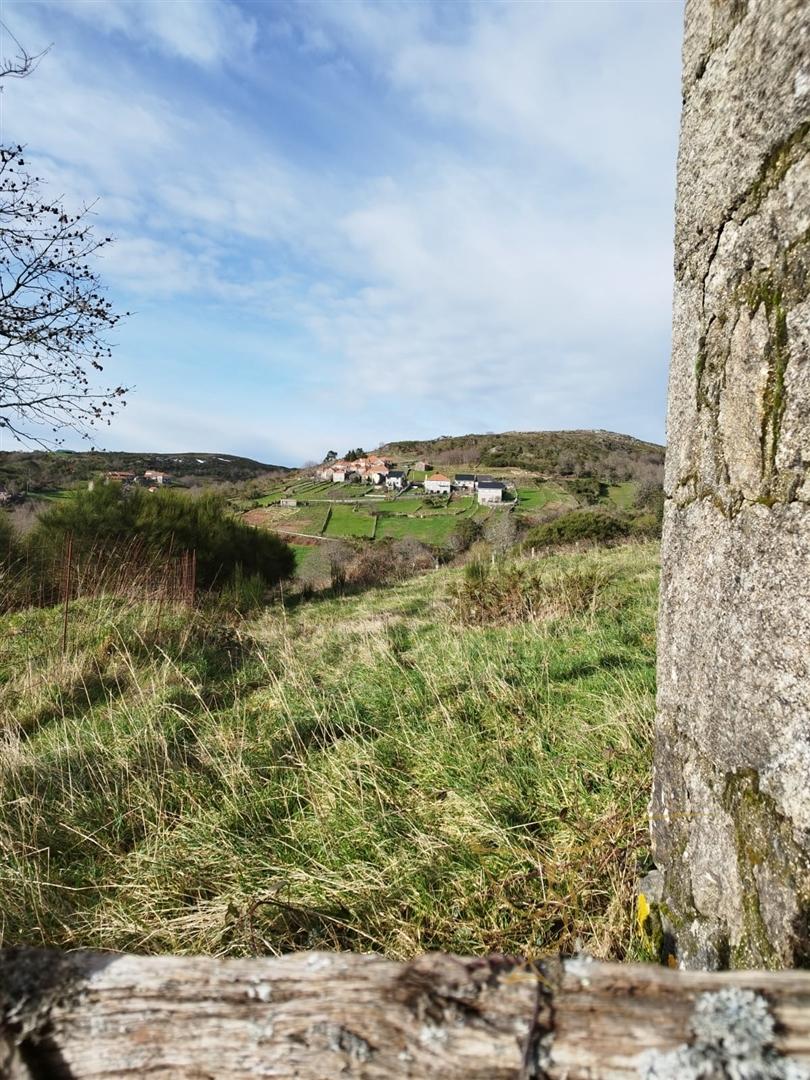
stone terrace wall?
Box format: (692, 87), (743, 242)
(652, 0), (810, 968)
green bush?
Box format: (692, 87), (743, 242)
(568, 476), (608, 504)
(448, 517), (482, 554)
(630, 512), (662, 539)
(523, 510), (631, 549)
(31, 484), (295, 592)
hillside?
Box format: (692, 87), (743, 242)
(0, 541), (658, 960)
(0, 450), (289, 491)
(378, 430), (664, 485)
(239, 428), (664, 552)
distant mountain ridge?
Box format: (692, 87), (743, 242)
(377, 429), (664, 485)
(0, 450), (289, 490)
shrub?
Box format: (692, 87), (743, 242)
(523, 510), (631, 549)
(448, 518), (482, 555)
(483, 510), (517, 554)
(391, 538), (434, 574)
(633, 480), (664, 533)
(450, 558), (611, 626)
(568, 476), (607, 504)
(341, 539), (434, 591)
(29, 484), (295, 597)
(630, 512), (662, 539)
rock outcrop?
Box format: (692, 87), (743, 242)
(652, 0), (810, 968)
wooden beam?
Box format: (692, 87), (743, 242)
(1, 949), (809, 1078)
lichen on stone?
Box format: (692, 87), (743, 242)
(638, 988), (810, 1079)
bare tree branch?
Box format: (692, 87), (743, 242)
(0, 20), (51, 80)
(0, 146), (129, 447)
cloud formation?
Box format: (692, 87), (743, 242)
(2, 0), (683, 463)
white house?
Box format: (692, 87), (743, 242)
(332, 469), (347, 483)
(454, 473), (476, 490)
(144, 470), (170, 485)
(424, 473), (452, 495)
(477, 480), (506, 504)
(386, 470), (406, 490)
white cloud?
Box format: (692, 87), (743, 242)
(0, 0), (682, 458)
(51, 0), (257, 66)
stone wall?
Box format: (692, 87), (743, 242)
(652, 0), (810, 968)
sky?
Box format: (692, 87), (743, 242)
(2, 0), (684, 467)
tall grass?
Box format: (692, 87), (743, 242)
(0, 542), (659, 961)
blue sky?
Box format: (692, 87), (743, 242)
(4, 0), (683, 466)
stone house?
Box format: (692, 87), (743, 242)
(477, 481), (505, 504)
(424, 473), (452, 495)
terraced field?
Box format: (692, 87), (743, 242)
(241, 468), (647, 555)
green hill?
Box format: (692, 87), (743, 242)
(0, 450), (289, 491)
(379, 429), (664, 485)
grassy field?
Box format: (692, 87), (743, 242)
(0, 544), (660, 959)
(375, 513), (459, 544)
(324, 504), (375, 539)
(375, 497), (425, 514)
(247, 493), (481, 546)
(246, 466), (648, 552)
(517, 484), (573, 511)
(0, 542), (657, 961)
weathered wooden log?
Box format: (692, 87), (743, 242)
(2, 949), (810, 1078)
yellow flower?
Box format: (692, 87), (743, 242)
(636, 892), (651, 936)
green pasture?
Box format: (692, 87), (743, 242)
(376, 513), (458, 544)
(374, 497), (425, 514)
(324, 504), (375, 539)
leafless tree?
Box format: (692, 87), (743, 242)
(0, 146), (128, 445)
(484, 509), (518, 555)
(0, 23), (127, 447)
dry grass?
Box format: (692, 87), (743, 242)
(0, 542), (659, 962)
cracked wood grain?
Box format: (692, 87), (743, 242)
(2, 949), (810, 1078)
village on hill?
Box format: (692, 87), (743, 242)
(315, 454), (509, 504)
(103, 469), (173, 490)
